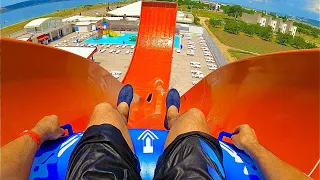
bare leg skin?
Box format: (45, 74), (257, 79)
(86, 102), (134, 152)
(164, 106), (210, 148)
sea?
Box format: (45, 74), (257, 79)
(0, 0), (118, 28)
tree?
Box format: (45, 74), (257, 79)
(291, 36), (306, 49)
(209, 18), (222, 27)
(193, 13), (200, 25)
(276, 33), (293, 45)
(221, 5), (230, 14)
(228, 5), (243, 18)
(259, 26), (273, 41)
(242, 24), (255, 36)
(224, 20), (241, 34)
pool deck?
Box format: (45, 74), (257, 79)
(50, 32), (218, 95)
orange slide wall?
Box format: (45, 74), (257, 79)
(180, 49), (319, 178)
(1, 1), (319, 179)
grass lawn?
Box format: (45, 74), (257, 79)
(0, 2), (127, 37)
(228, 49), (256, 60)
(212, 29), (296, 54)
(192, 9), (230, 19)
(296, 32), (320, 47)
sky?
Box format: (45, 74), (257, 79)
(1, 0), (319, 20)
(215, 0), (320, 21)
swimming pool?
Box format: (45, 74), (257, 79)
(85, 33), (181, 49)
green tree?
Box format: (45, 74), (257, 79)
(228, 5), (243, 18)
(291, 36), (306, 49)
(193, 13), (200, 25)
(259, 26), (273, 41)
(293, 21), (320, 37)
(242, 24), (255, 36)
(276, 33), (293, 45)
(221, 5), (230, 14)
(305, 42), (317, 49)
(209, 18), (222, 27)
(224, 20), (240, 34)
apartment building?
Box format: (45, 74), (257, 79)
(241, 12), (297, 36)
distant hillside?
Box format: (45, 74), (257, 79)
(295, 17), (320, 28)
(0, 0), (71, 13)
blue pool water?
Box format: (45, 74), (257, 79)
(84, 33), (181, 49)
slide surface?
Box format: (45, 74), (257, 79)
(122, 1), (177, 99)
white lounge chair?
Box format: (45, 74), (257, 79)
(122, 45), (126, 48)
(190, 65), (201, 68)
(111, 71), (122, 75)
(192, 81), (199, 85)
(176, 49), (181, 53)
(106, 44), (111, 48)
(115, 50), (121, 54)
(126, 50), (130, 54)
(187, 52), (195, 56)
(101, 49), (106, 53)
(109, 49), (115, 53)
(112, 74), (120, 79)
(131, 45), (135, 49)
(190, 62), (200, 65)
(206, 60), (215, 63)
(116, 45), (121, 48)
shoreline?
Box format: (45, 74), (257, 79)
(0, 1), (131, 37)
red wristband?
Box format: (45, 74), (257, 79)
(19, 130), (41, 148)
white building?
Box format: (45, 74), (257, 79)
(277, 21), (288, 33)
(259, 17), (267, 27)
(107, 1), (194, 24)
(242, 12), (297, 36)
(62, 16), (102, 23)
(290, 26), (297, 36)
(74, 22), (97, 32)
(270, 20), (277, 31)
(22, 17), (72, 44)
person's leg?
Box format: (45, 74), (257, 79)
(154, 89), (225, 180)
(66, 84), (141, 180)
(86, 101), (134, 151)
(164, 106), (210, 148)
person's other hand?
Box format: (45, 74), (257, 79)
(32, 115), (65, 143)
(231, 124), (259, 152)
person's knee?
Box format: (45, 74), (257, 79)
(186, 108), (205, 120)
(93, 102), (114, 113)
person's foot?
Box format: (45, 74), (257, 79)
(117, 84), (134, 119)
(164, 89), (180, 130)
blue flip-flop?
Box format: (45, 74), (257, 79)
(164, 88), (180, 130)
(117, 84), (134, 119)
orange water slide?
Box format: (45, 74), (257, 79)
(180, 49), (320, 178)
(122, 1), (178, 129)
